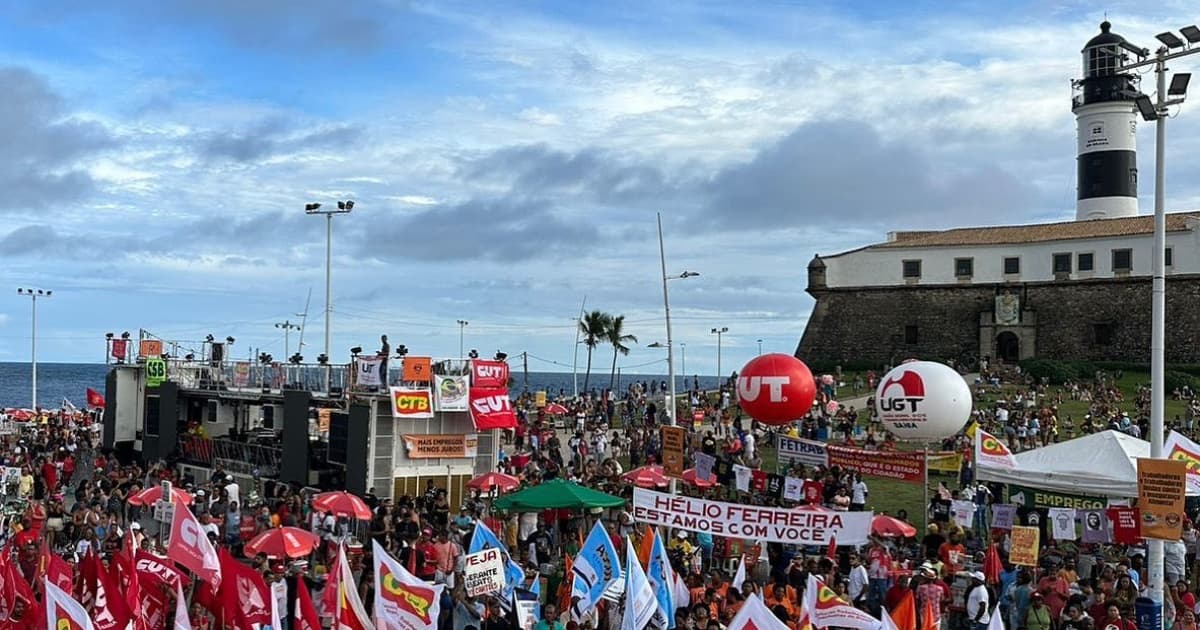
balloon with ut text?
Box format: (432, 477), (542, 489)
(874, 360), (972, 440)
(735, 354), (816, 425)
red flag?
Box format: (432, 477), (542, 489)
(115, 529), (143, 629)
(6, 553), (40, 630)
(218, 549), (271, 630)
(88, 551), (132, 630)
(321, 545), (341, 619)
(826, 535), (838, 561)
(39, 543), (73, 595)
(468, 386), (518, 430)
(139, 583), (169, 630)
(135, 550), (190, 590)
(167, 503), (220, 587)
(86, 388), (106, 409)
(109, 340), (127, 362)
(44, 580), (95, 630)
(294, 578), (321, 630)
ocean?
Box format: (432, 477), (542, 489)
(0, 362), (721, 408)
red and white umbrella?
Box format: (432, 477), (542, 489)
(621, 465), (670, 488)
(544, 403), (569, 415)
(312, 491), (372, 521)
(245, 526), (321, 559)
(871, 514), (917, 538)
(128, 485), (194, 506)
(682, 468), (717, 488)
(467, 472), (521, 493)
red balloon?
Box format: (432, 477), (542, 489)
(735, 353), (817, 425)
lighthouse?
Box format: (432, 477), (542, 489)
(1073, 21), (1147, 221)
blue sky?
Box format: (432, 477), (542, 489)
(1, 0), (1199, 375)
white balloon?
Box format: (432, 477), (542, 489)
(874, 360), (972, 441)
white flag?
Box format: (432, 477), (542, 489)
(174, 582), (192, 630)
(45, 578), (96, 630)
(356, 357), (383, 387)
(621, 539), (664, 630)
(731, 556), (747, 590)
(372, 540), (443, 630)
(726, 593), (791, 630)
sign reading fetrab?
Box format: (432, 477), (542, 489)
(463, 548), (505, 597)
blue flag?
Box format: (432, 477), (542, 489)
(647, 529), (677, 628)
(571, 521), (621, 620)
(470, 520), (525, 602)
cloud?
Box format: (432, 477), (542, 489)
(0, 225), (60, 256)
(704, 119), (1041, 230)
(460, 144), (675, 205)
(360, 197), (598, 262)
(199, 119), (363, 163)
(0, 67), (114, 212)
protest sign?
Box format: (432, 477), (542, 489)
(463, 549), (505, 597)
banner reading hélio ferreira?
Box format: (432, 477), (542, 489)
(631, 488), (871, 545)
(402, 434), (478, 459)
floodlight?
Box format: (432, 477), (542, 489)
(1180, 26), (1200, 44)
(1169, 73), (1191, 96)
(1157, 32), (1186, 49)
(1135, 94), (1159, 121)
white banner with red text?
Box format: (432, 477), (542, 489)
(631, 488), (871, 545)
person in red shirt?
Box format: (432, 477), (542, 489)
(416, 528), (439, 582)
(1037, 571), (1071, 620)
(40, 458), (57, 496)
(1102, 604), (1137, 630)
(937, 533), (965, 575)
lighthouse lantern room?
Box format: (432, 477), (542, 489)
(1073, 21), (1149, 221)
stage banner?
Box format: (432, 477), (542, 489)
(402, 434), (478, 459)
(138, 339), (163, 358)
(827, 444), (925, 483)
(1009, 525), (1040, 566)
(926, 451), (964, 474)
(355, 357), (383, 387)
(631, 488), (871, 545)
(402, 356), (433, 383)
(232, 362), (251, 387)
(1164, 430), (1200, 494)
(777, 435), (829, 468)
(468, 386), (518, 430)
(661, 426), (686, 477)
(1138, 457), (1187, 540)
(434, 374), (470, 411)
(471, 360), (510, 388)
(390, 387), (434, 419)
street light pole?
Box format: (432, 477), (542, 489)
(757, 339), (763, 355)
(275, 321), (300, 358)
(657, 213), (700, 426)
(305, 201), (354, 364)
(457, 320), (469, 357)
(711, 327), (729, 386)
(17, 288), (51, 410)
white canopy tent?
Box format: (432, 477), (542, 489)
(977, 430), (1193, 498)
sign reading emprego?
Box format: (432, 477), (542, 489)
(463, 548), (505, 597)
(827, 445), (925, 483)
(631, 488), (871, 545)
(777, 435), (829, 467)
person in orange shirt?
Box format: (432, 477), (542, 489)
(766, 583), (800, 622)
(937, 533), (966, 576)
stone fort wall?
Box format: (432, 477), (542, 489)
(795, 274), (1200, 366)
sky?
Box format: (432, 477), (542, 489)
(1, 0), (1199, 377)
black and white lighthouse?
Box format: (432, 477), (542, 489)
(1073, 21), (1147, 220)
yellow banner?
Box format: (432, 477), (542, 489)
(535, 391), (547, 408)
(1138, 457), (1187, 540)
(1010, 525), (1040, 567)
(926, 452), (964, 474)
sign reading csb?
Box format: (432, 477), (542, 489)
(735, 353), (817, 426)
(389, 387), (434, 419)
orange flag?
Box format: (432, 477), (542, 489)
(558, 553), (574, 614)
(891, 591), (917, 630)
(921, 594), (939, 630)
(637, 526), (655, 568)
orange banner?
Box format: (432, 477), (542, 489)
(402, 434), (478, 459)
(1009, 525), (1040, 567)
(402, 357), (432, 383)
(661, 426), (686, 478)
(1138, 457), (1187, 540)
(139, 340), (163, 358)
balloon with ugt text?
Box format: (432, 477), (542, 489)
(874, 360), (972, 440)
(735, 353), (816, 425)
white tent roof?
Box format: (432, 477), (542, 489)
(977, 430), (1169, 498)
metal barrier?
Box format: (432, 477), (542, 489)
(165, 359), (349, 397)
(180, 436), (282, 477)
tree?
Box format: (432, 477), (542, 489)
(579, 310), (611, 395)
(607, 314), (638, 391)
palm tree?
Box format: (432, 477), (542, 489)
(607, 314), (638, 391)
(579, 310), (611, 394)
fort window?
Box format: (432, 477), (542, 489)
(1052, 253), (1072, 274)
(1112, 248), (1132, 272)
(904, 325), (919, 345)
(902, 260), (922, 279)
(1093, 323), (1115, 345)
(954, 258), (974, 277)
(1166, 247), (1174, 267)
(1003, 257), (1020, 275)
(1078, 252), (1095, 271)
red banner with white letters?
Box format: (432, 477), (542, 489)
(471, 360), (510, 388)
(469, 386), (518, 430)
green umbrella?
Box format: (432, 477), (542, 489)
(491, 479), (626, 512)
